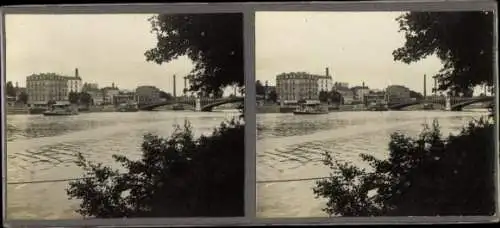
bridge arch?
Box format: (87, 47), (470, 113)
(138, 100), (197, 111)
(450, 96), (494, 111)
(388, 100), (446, 110)
(201, 97), (244, 112)
(388, 96), (493, 111)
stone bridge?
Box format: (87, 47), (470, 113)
(389, 96), (494, 111)
(138, 96), (245, 112)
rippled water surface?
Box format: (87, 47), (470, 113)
(256, 110), (490, 218)
(6, 111), (239, 220)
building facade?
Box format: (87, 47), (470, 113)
(336, 88), (354, 105)
(83, 83), (99, 92)
(276, 72), (319, 105)
(317, 67), (333, 94)
(364, 91), (386, 105)
(135, 85), (161, 105)
(67, 68), (83, 93)
(386, 85), (411, 104)
(113, 92), (136, 105)
(87, 90), (104, 105)
(101, 83), (120, 105)
(333, 82), (349, 90)
(26, 73), (71, 106)
(351, 85), (370, 102)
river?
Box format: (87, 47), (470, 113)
(256, 109), (491, 218)
(5, 110), (239, 220)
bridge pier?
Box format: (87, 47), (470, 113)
(445, 96), (451, 111)
(195, 98), (201, 112)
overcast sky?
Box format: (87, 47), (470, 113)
(5, 14), (234, 96)
(256, 12), (448, 95)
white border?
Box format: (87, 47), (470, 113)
(1, 0), (499, 227)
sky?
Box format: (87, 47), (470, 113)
(256, 11), (469, 95)
(5, 14), (235, 96)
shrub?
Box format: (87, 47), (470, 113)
(313, 117), (495, 216)
(66, 119), (244, 218)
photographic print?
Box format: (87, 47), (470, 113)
(4, 13), (245, 220)
(255, 11), (496, 218)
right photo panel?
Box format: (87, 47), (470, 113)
(255, 11), (496, 218)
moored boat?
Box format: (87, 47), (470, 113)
(28, 107), (48, 114)
(368, 103), (389, 111)
(116, 103), (139, 112)
(423, 103), (434, 110)
(172, 104), (185, 110)
(43, 104), (78, 116)
(293, 102), (329, 115)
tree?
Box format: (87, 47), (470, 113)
(68, 14), (245, 218)
(18, 92), (28, 104)
(212, 88), (224, 98)
(79, 92), (93, 106)
(5, 81), (16, 97)
(145, 14), (244, 96)
(47, 100), (56, 106)
(393, 12), (494, 95)
(314, 118), (495, 216)
(82, 83), (97, 92)
(69, 92), (80, 104)
(67, 120), (244, 217)
(255, 80), (266, 96)
(268, 90), (278, 103)
(328, 91), (342, 104)
(318, 91), (329, 103)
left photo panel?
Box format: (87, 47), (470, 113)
(4, 13), (245, 220)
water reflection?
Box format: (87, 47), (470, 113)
(6, 111), (239, 220)
(256, 110), (490, 218)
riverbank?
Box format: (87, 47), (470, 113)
(256, 104), (386, 113)
(256, 103), (487, 113)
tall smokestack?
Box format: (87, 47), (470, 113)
(75, 68), (79, 78)
(325, 67), (330, 77)
(173, 74), (177, 98)
(423, 74), (427, 98)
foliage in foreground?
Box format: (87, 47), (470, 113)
(145, 14), (244, 96)
(393, 11), (494, 95)
(66, 119), (244, 218)
(313, 117), (496, 216)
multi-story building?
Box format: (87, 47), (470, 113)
(135, 85), (161, 105)
(317, 67), (333, 94)
(26, 73), (71, 106)
(26, 69), (84, 107)
(82, 82), (99, 92)
(102, 83), (120, 105)
(87, 90), (104, 105)
(276, 72), (319, 105)
(333, 82), (349, 90)
(364, 91), (386, 105)
(351, 84), (370, 102)
(335, 88), (354, 105)
(67, 68), (83, 93)
(113, 92), (136, 105)
(386, 85), (411, 104)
